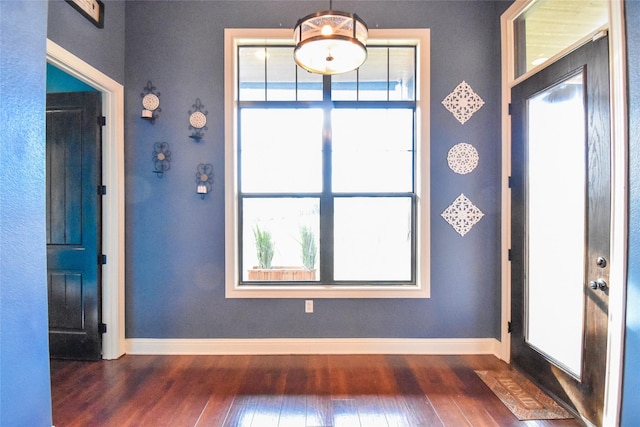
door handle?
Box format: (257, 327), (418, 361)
(589, 279), (608, 291)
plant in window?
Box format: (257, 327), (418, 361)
(253, 224), (274, 269)
(247, 224), (318, 282)
(300, 226), (317, 270)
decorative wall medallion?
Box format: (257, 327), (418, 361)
(188, 98), (208, 141)
(441, 193), (484, 236)
(152, 142), (171, 178)
(189, 111), (207, 129)
(141, 81), (161, 123)
(142, 93), (160, 111)
(447, 142), (479, 174)
(442, 81), (485, 124)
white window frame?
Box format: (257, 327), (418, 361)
(224, 28), (430, 298)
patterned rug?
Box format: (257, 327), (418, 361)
(475, 370), (574, 420)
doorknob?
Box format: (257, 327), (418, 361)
(589, 279), (608, 291)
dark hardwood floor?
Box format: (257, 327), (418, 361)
(50, 354), (584, 427)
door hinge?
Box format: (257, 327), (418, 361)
(507, 176), (513, 188)
(98, 185), (107, 195)
(508, 103), (513, 116)
(508, 321), (513, 333)
(98, 116), (106, 126)
(99, 323), (107, 334)
(508, 249), (512, 261)
(99, 254), (107, 265)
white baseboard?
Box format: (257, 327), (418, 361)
(125, 338), (501, 356)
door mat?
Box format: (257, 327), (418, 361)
(475, 370), (574, 420)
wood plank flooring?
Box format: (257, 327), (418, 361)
(50, 354), (584, 427)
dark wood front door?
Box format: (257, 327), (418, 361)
(46, 92), (103, 360)
(510, 35), (610, 425)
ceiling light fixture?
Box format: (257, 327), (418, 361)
(293, 0), (368, 75)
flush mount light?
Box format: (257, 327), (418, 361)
(293, 1), (368, 75)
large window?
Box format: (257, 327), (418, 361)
(225, 29), (430, 298)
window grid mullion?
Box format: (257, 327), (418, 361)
(320, 74), (334, 282)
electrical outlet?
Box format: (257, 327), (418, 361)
(305, 299), (313, 313)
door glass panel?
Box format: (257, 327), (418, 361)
(514, 0), (608, 77)
(526, 72), (585, 376)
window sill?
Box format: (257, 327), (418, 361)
(225, 282), (430, 299)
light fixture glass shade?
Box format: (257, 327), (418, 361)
(293, 10), (368, 75)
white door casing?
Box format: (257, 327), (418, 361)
(46, 39), (126, 360)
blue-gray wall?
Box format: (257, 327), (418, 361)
(48, 0), (125, 85)
(123, 1), (506, 339)
(621, 1), (640, 425)
(0, 1), (52, 426)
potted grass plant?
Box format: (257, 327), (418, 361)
(253, 224), (274, 269)
(300, 225), (317, 271)
(247, 224), (317, 281)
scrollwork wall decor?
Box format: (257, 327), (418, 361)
(441, 193), (484, 236)
(152, 142), (171, 177)
(442, 81), (484, 124)
(195, 163), (213, 199)
(141, 81), (161, 123)
(447, 142), (479, 174)
(188, 98), (208, 141)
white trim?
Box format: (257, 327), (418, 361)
(498, 3), (519, 363)
(500, 1), (628, 425)
(603, 2), (628, 426)
(46, 40), (126, 360)
(126, 338), (500, 356)
(224, 28), (430, 299)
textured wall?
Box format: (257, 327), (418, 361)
(621, 1), (640, 425)
(124, 1), (506, 339)
(0, 1), (53, 426)
(47, 0), (125, 84)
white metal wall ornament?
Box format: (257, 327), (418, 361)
(441, 193), (484, 236)
(447, 142), (479, 174)
(442, 81), (485, 124)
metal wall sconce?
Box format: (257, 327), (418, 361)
(152, 142), (171, 177)
(141, 81), (161, 123)
(195, 163), (213, 199)
(188, 98), (208, 141)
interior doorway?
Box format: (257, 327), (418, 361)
(46, 39), (126, 360)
